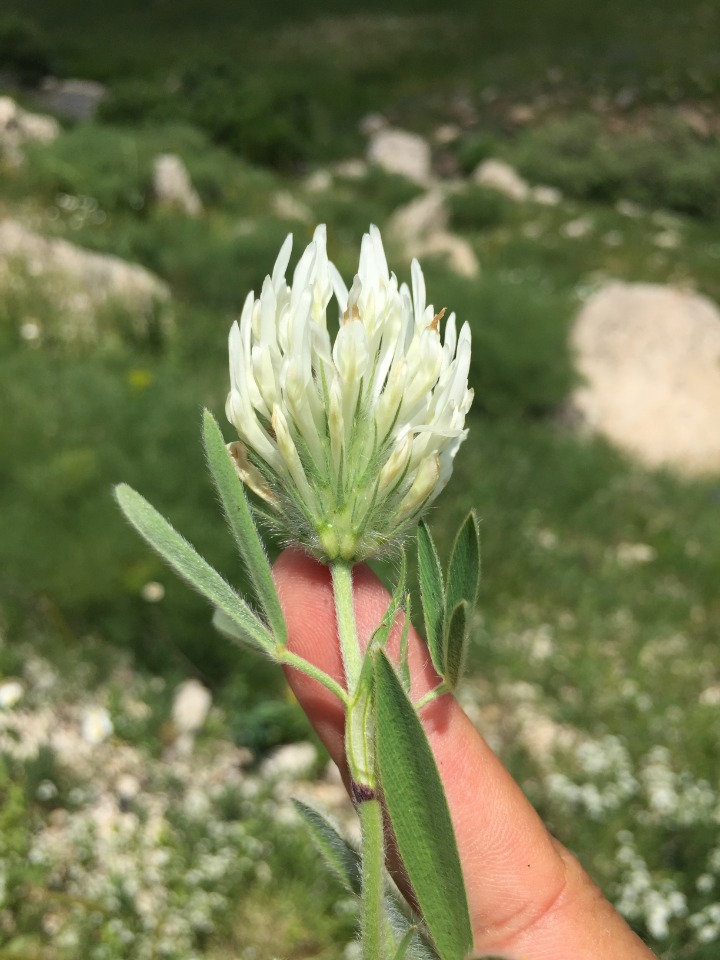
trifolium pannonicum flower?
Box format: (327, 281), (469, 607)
(225, 224), (473, 562)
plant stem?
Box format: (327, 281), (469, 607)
(359, 797), (384, 960)
(278, 649), (349, 704)
(331, 561), (363, 695)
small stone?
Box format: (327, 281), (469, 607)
(333, 158), (368, 180)
(433, 123), (461, 145)
(654, 230), (680, 250)
(615, 542), (656, 566)
(387, 189), (448, 245)
(616, 199), (644, 219)
(531, 185), (562, 206)
(367, 128), (432, 185)
(271, 190), (312, 222)
(304, 169), (332, 193)
(411, 231), (480, 279)
(473, 159), (530, 201)
(561, 217), (593, 239)
(171, 679), (212, 734)
(152, 154), (202, 216)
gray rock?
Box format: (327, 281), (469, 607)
(410, 231), (480, 279)
(0, 219), (172, 344)
(387, 189), (448, 245)
(367, 127), (431, 185)
(152, 154), (202, 216)
(271, 190), (312, 223)
(388, 189), (479, 278)
(35, 78), (107, 121)
(0, 96), (59, 165)
(570, 282), (720, 475)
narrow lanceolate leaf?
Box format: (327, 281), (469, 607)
(445, 511), (480, 622)
(292, 799), (361, 895)
(115, 484), (274, 653)
(202, 409), (287, 647)
(384, 899), (440, 960)
(211, 608), (274, 656)
(417, 521), (445, 676)
(443, 600), (469, 691)
(374, 652), (472, 960)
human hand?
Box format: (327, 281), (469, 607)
(274, 548), (658, 960)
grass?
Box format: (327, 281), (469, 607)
(1, 2), (720, 955)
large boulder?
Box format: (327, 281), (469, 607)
(0, 219), (172, 344)
(570, 282), (720, 475)
(366, 127), (431, 185)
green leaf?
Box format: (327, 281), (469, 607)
(211, 607), (272, 656)
(374, 651), (472, 960)
(443, 600), (469, 691)
(417, 521), (445, 676)
(384, 899), (440, 960)
(292, 799), (361, 894)
(202, 409), (286, 647)
(445, 512), (480, 623)
(115, 483), (274, 653)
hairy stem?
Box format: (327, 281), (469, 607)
(359, 797), (385, 960)
(331, 561), (363, 696)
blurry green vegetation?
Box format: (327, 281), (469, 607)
(496, 111), (720, 220)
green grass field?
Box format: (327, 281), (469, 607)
(1, 3), (720, 957)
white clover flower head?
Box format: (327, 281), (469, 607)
(225, 224), (473, 562)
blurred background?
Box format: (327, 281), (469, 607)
(1, 2), (720, 957)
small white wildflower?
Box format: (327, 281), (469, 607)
(81, 705), (113, 744)
(226, 224), (473, 561)
(0, 679), (24, 709)
(141, 580), (165, 602)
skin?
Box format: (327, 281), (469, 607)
(274, 548), (658, 960)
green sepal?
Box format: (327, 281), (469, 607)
(291, 799), (361, 894)
(202, 409), (287, 647)
(115, 483), (274, 654)
(417, 521), (445, 676)
(374, 651), (472, 960)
